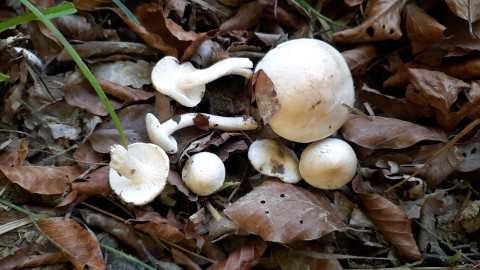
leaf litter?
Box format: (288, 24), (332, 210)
(1, 0), (480, 269)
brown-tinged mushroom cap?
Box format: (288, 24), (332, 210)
(152, 56), (253, 107)
(299, 138), (357, 190)
(109, 143), (169, 205)
(254, 38), (354, 143)
(248, 139), (301, 183)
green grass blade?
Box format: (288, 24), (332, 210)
(19, 0), (128, 148)
(289, 0), (349, 29)
(0, 3), (77, 33)
(0, 73), (10, 82)
(112, 0), (139, 24)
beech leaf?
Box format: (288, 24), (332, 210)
(352, 177), (422, 261)
(252, 70), (280, 125)
(446, 0), (480, 22)
(341, 44), (376, 76)
(341, 115), (447, 149)
(333, 0), (403, 43)
(405, 3), (446, 54)
(224, 179), (347, 243)
(208, 238), (267, 270)
(35, 217), (105, 269)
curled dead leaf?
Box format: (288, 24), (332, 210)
(352, 177), (422, 261)
(252, 70), (280, 125)
(405, 3), (446, 54)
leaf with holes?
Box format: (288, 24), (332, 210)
(224, 179), (347, 243)
(352, 177), (422, 261)
(35, 217), (105, 269)
(333, 0), (404, 43)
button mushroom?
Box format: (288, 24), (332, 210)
(182, 152), (225, 196)
(247, 139), (301, 183)
(109, 143), (170, 205)
(299, 138), (357, 190)
(146, 112), (258, 154)
(254, 38), (354, 143)
(151, 56), (253, 107)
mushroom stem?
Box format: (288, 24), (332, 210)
(110, 144), (149, 185)
(146, 113), (258, 154)
(180, 58), (253, 88)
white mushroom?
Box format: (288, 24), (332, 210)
(146, 112), (258, 154)
(151, 56), (253, 107)
(182, 152), (225, 196)
(247, 139), (301, 183)
(299, 138), (357, 190)
(109, 143), (170, 205)
(254, 38), (354, 143)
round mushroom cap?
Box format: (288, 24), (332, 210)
(254, 38), (354, 143)
(248, 139), (301, 183)
(299, 138), (357, 190)
(109, 143), (170, 205)
(182, 152), (225, 196)
(151, 56), (204, 107)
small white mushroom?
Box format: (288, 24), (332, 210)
(182, 152), (225, 196)
(299, 138), (357, 190)
(248, 139), (301, 183)
(109, 143), (170, 205)
(151, 56), (253, 107)
(254, 38), (354, 143)
(146, 113), (258, 154)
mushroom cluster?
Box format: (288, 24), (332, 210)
(249, 38), (358, 189)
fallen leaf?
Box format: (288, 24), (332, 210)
(73, 0), (111, 10)
(71, 166), (113, 197)
(352, 177), (422, 261)
(0, 166), (81, 194)
(55, 14), (117, 41)
(405, 3), (446, 54)
(88, 104), (155, 153)
(91, 60), (154, 88)
(208, 238), (267, 270)
(341, 44), (376, 76)
(56, 41), (157, 62)
(35, 217), (105, 269)
(333, 0), (404, 43)
(456, 131), (480, 172)
(220, 0), (267, 31)
(0, 243), (69, 269)
(0, 139), (28, 166)
(341, 115), (447, 149)
(252, 70), (280, 125)
(446, 0), (480, 22)
(224, 179), (347, 243)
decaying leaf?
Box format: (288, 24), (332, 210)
(457, 131), (480, 172)
(0, 166), (81, 194)
(220, 0), (266, 31)
(341, 115), (447, 149)
(352, 177), (422, 261)
(0, 243), (70, 269)
(405, 3), (446, 54)
(252, 70), (280, 125)
(446, 0), (480, 22)
(333, 0), (404, 43)
(224, 179), (347, 243)
(341, 44), (376, 76)
(35, 217), (105, 269)
(208, 238), (267, 270)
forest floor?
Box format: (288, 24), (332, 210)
(1, 0), (480, 269)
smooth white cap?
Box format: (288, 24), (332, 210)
(248, 139), (301, 183)
(109, 143), (170, 205)
(299, 138), (357, 189)
(182, 152), (225, 196)
(254, 38), (354, 143)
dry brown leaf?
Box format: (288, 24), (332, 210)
(252, 70), (280, 125)
(88, 104), (155, 153)
(360, 85), (433, 122)
(352, 177), (422, 261)
(35, 217), (105, 269)
(71, 166), (113, 197)
(341, 44), (376, 76)
(57, 41), (157, 62)
(208, 238), (267, 270)
(172, 247), (202, 270)
(340, 115), (447, 149)
(0, 243), (70, 269)
(0, 139), (28, 167)
(457, 131), (480, 172)
(73, 0), (111, 10)
(80, 209), (164, 260)
(56, 14), (116, 41)
(224, 179), (347, 243)
(220, 0), (267, 31)
(446, 0), (480, 22)
(405, 3), (446, 54)
(0, 166), (81, 194)
(343, 0), (364, 7)
(333, 0), (403, 43)
(273, 242), (343, 270)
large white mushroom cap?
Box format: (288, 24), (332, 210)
(254, 38), (354, 143)
(299, 138), (357, 190)
(109, 143), (170, 205)
(247, 139), (301, 183)
(182, 152), (225, 196)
